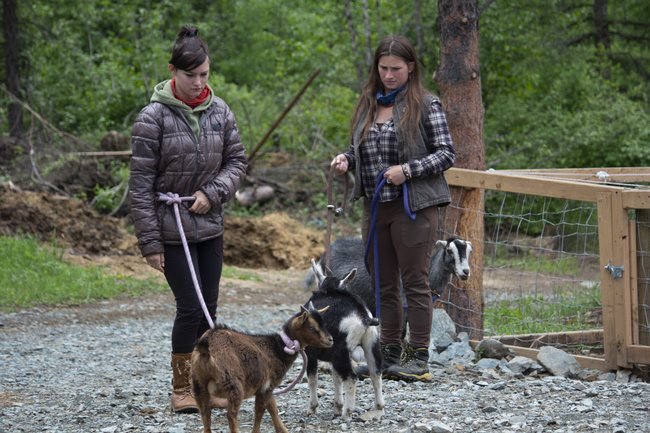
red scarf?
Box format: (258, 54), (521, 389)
(171, 79), (211, 108)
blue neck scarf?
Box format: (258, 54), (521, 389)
(376, 85), (406, 106)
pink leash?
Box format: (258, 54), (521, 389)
(274, 331), (308, 395)
(157, 192), (214, 330)
(159, 192), (306, 394)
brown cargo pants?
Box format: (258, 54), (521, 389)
(362, 198), (439, 348)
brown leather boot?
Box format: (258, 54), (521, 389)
(171, 353), (198, 413)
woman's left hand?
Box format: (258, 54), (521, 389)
(384, 165), (407, 186)
(189, 190), (211, 214)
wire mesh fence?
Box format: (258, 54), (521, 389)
(635, 209), (650, 346)
(439, 168), (650, 367)
(480, 191), (603, 355)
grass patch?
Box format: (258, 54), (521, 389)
(485, 248), (585, 276)
(0, 236), (166, 311)
(484, 286), (601, 335)
(221, 266), (263, 282)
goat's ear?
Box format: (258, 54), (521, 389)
(317, 305), (330, 315)
(311, 258), (325, 286)
(436, 240), (448, 248)
(300, 301), (316, 314)
(340, 268), (356, 288)
(299, 305), (311, 322)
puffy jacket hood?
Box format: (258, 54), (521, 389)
(150, 80), (214, 140)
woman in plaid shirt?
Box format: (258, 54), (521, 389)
(331, 35), (456, 382)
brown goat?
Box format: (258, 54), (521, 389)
(191, 304), (333, 433)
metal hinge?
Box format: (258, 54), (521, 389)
(604, 262), (624, 280)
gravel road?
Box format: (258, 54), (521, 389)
(1, 290), (648, 433)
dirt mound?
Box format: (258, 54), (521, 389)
(0, 183), (137, 254)
(0, 183), (324, 270)
(225, 213), (323, 269)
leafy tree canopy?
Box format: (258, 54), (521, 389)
(1, 0), (648, 169)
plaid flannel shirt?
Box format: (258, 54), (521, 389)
(347, 98), (455, 202)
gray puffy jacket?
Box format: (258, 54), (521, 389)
(129, 96), (247, 257)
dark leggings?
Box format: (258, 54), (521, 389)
(164, 236), (223, 353)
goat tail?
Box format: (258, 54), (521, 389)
(196, 335), (211, 359)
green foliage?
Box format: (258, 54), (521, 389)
(91, 161), (130, 214)
(0, 235), (166, 311)
(481, 0), (650, 170)
(484, 286), (601, 335)
(1, 0), (648, 199)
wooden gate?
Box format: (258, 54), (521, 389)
(445, 167), (650, 370)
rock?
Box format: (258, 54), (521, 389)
(358, 409), (383, 421)
(476, 338), (514, 359)
(429, 333), (475, 367)
(430, 309), (457, 351)
(413, 420), (453, 433)
(476, 358), (501, 370)
(507, 355), (544, 375)
(536, 346), (582, 378)
(616, 369), (632, 383)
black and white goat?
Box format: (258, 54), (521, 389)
(307, 236), (472, 338)
(305, 237), (472, 313)
(304, 259), (384, 419)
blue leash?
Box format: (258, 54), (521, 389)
(364, 169), (416, 318)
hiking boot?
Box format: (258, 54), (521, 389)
(385, 344), (432, 382)
(171, 353), (199, 413)
(354, 343), (402, 379)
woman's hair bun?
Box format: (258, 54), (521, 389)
(178, 25), (199, 38)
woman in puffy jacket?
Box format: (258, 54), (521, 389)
(128, 25), (247, 413)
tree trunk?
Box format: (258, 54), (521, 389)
(435, 0), (485, 340)
(343, 0), (365, 89)
(4, 0), (23, 137)
(594, 0), (610, 49)
(361, 0), (372, 73)
(413, 0), (425, 67)
(593, 0), (611, 80)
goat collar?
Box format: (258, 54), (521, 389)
(278, 330), (301, 355)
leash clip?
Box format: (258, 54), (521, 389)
(327, 204), (344, 217)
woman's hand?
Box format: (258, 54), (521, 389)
(145, 253), (165, 273)
(189, 190), (211, 214)
(330, 154), (349, 175)
(384, 164), (407, 186)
